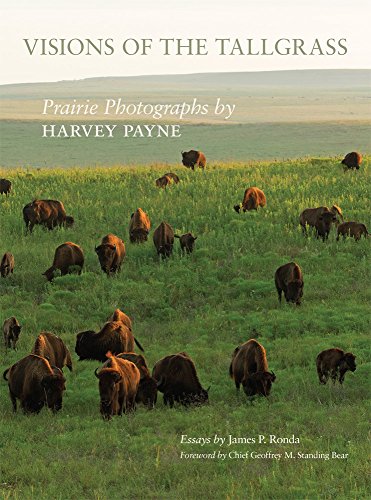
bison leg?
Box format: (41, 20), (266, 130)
(317, 368), (327, 385)
(235, 380), (240, 390)
(9, 391), (17, 412)
(339, 370), (347, 384)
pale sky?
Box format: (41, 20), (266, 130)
(0, 0), (370, 84)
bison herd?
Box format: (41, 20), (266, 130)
(0, 150), (366, 418)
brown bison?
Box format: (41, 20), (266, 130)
(341, 152), (362, 171)
(3, 317), (22, 350)
(129, 208), (151, 243)
(117, 352), (157, 408)
(300, 206), (342, 240)
(156, 175), (172, 188)
(23, 199), (74, 233)
(337, 221), (369, 241)
(316, 348), (356, 385)
(1, 252), (14, 278)
(32, 332), (73, 372)
(107, 308), (133, 331)
(229, 339), (276, 397)
(181, 150), (206, 170)
(3, 354), (66, 413)
(43, 242), (84, 281)
(175, 232), (198, 254)
(153, 221), (175, 258)
(0, 178), (12, 195)
(95, 352), (140, 419)
(75, 321), (144, 362)
(275, 262), (304, 305)
(152, 352), (209, 407)
(234, 187), (266, 213)
(164, 173), (180, 183)
(95, 233), (125, 275)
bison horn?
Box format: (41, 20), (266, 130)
(270, 371), (276, 380)
(94, 245), (98, 252)
(156, 376), (164, 388)
(94, 367), (100, 378)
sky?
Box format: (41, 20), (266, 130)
(0, 0), (370, 84)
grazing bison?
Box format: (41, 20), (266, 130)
(156, 175), (172, 188)
(275, 262), (304, 305)
(3, 317), (22, 350)
(107, 308), (133, 331)
(153, 221), (175, 258)
(316, 348), (356, 385)
(23, 199), (74, 233)
(234, 187), (266, 213)
(129, 208), (151, 243)
(43, 242), (84, 281)
(0, 252), (14, 278)
(95, 233), (125, 275)
(95, 352), (140, 419)
(75, 321), (144, 362)
(337, 222), (369, 241)
(181, 150), (206, 170)
(164, 173), (180, 183)
(300, 206), (341, 240)
(152, 352), (209, 407)
(175, 232), (198, 254)
(32, 332), (73, 372)
(341, 152), (362, 171)
(3, 354), (66, 414)
(229, 339), (276, 398)
(117, 352), (157, 408)
(0, 178), (12, 195)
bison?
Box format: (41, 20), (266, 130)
(175, 232), (198, 254)
(300, 206), (342, 240)
(234, 187), (266, 213)
(164, 173), (180, 183)
(95, 352), (140, 419)
(32, 332), (73, 372)
(0, 178), (12, 195)
(341, 152), (362, 171)
(316, 348), (356, 385)
(3, 354), (66, 413)
(95, 233), (126, 275)
(153, 221), (174, 258)
(129, 208), (151, 243)
(229, 339), (276, 398)
(117, 352), (157, 409)
(3, 317), (22, 350)
(1, 252), (14, 278)
(43, 242), (84, 281)
(152, 352), (209, 407)
(275, 262), (304, 305)
(156, 175), (172, 188)
(181, 150), (206, 170)
(75, 321), (144, 362)
(23, 199), (74, 233)
(107, 308), (133, 331)
(337, 221), (369, 241)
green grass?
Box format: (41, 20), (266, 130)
(0, 158), (370, 499)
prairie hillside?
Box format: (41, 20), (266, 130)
(0, 159), (370, 499)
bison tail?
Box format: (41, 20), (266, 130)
(228, 363), (233, 378)
(134, 337), (144, 352)
(174, 234), (180, 239)
(3, 368), (10, 381)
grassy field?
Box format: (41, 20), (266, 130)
(0, 159), (370, 499)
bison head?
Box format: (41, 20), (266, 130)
(65, 216), (74, 228)
(233, 204), (242, 213)
(41, 368), (66, 412)
(95, 244), (117, 274)
(95, 367), (121, 420)
(341, 353), (357, 372)
(243, 371), (276, 398)
(75, 330), (97, 360)
(130, 228), (149, 244)
(42, 266), (56, 282)
(286, 280), (304, 305)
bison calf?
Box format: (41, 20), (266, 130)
(95, 233), (126, 275)
(229, 339), (276, 398)
(316, 348), (356, 385)
(129, 208), (151, 243)
(95, 352), (140, 419)
(43, 242), (84, 281)
(234, 187), (266, 213)
(337, 222), (368, 241)
(0, 178), (12, 195)
(153, 221), (175, 258)
(32, 332), (73, 372)
(1, 252), (14, 278)
(341, 152), (362, 171)
(164, 173), (180, 183)
(3, 317), (22, 350)
(175, 232), (198, 254)
(3, 354), (66, 414)
(275, 262), (304, 305)
(156, 175), (172, 188)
